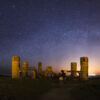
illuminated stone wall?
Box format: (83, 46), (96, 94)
(12, 56), (20, 79)
(80, 57), (88, 80)
(71, 62), (77, 78)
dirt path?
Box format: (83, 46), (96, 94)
(40, 82), (74, 100)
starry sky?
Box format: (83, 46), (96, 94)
(0, 0), (100, 75)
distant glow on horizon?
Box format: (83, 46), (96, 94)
(52, 57), (100, 75)
(89, 74), (96, 76)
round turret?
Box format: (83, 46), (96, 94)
(12, 56), (20, 79)
(71, 62), (77, 77)
(80, 57), (88, 80)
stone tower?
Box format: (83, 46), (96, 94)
(38, 62), (42, 74)
(80, 57), (88, 80)
(12, 56), (20, 79)
(71, 62), (77, 78)
(22, 61), (28, 77)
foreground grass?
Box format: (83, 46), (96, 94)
(0, 77), (100, 100)
(0, 77), (55, 100)
(71, 79), (100, 100)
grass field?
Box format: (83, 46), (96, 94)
(71, 78), (100, 100)
(0, 77), (100, 100)
(0, 77), (56, 100)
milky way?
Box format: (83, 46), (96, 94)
(0, 0), (100, 75)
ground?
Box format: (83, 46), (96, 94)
(0, 77), (100, 100)
(40, 79), (100, 100)
(40, 82), (73, 100)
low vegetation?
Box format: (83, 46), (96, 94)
(71, 78), (100, 100)
(0, 77), (100, 100)
(0, 77), (55, 100)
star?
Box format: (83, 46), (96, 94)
(12, 4), (16, 9)
(0, 12), (2, 17)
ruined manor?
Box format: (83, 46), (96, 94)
(12, 56), (88, 80)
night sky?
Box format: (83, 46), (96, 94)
(0, 0), (100, 75)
